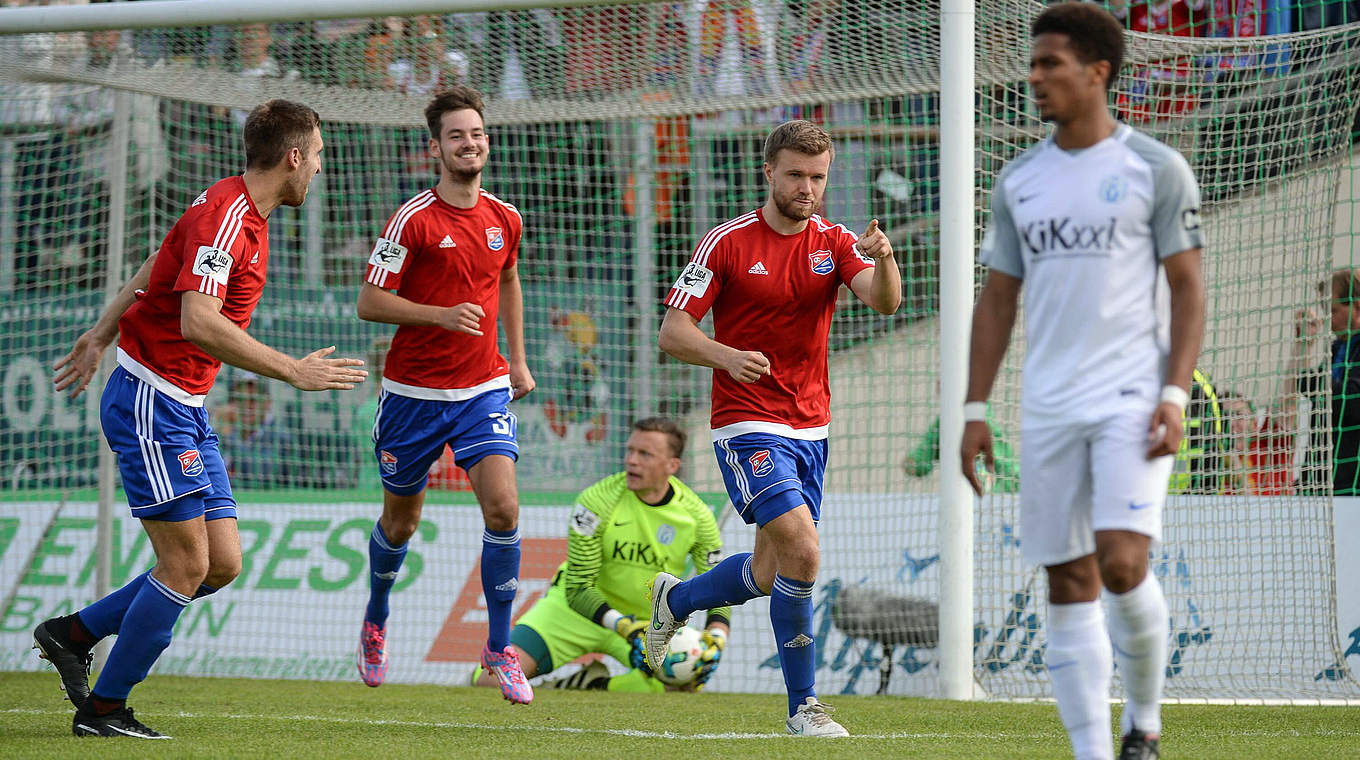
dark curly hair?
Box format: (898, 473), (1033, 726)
(1031, 2), (1125, 89)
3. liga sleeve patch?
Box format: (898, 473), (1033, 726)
(672, 262), (713, 298)
(570, 503), (601, 536)
(192, 245), (234, 285)
(368, 238), (409, 274)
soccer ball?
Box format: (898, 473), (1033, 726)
(653, 625), (705, 686)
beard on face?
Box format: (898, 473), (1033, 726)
(281, 175), (309, 207)
(441, 150), (485, 182)
(773, 190), (817, 222)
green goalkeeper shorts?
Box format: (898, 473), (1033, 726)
(510, 591), (633, 674)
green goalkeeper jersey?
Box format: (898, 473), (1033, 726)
(555, 472), (730, 625)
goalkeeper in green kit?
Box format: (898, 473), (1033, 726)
(472, 417), (731, 692)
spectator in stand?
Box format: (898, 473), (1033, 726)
(1297, 271), (1360, 495)
(470, 10), (564, 98)
(1109, 0), (1211, 121)
(1219, 389), (1302, 495)
(216, 371), (295, 489)
(1291, 0), (1360, 30)
(697, 0), (770, 97)
(363, 16), (468, 94)
(312, 18), (371, 86)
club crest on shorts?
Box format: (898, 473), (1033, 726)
(809, 249), (834, 275)
(178, 449), (203, 477)
(748, 449), (773, 477)
(485, 226), (504, 251)
(380, 450), (398, 474)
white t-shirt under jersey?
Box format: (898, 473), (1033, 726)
(980, 124), (1203, 426)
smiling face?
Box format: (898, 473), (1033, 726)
(765, 148), (831, 224)
(430, 107), (488, 182)
(1028, 32), (1109, 125)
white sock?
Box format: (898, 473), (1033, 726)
(1106, 574), (1168, 736)
(1047, 600), (1114, 760)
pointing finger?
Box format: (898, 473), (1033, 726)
(862, 218), (879, 238)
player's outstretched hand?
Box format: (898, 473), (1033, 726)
(289, 346), (368, 392)
(1146, 402), (1184, 459)
(53, 329), (110, 399)
(960, 420), (995, 497)
(692, 628), (726, 690)
(510, 361), (536, 400)
(725, 349), (770, 384)
(855, 219), (894, 261)
(438, 302), (486, 336)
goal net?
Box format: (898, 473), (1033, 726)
(0, 0), (1357, 700)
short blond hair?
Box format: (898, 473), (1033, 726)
(763, 119), (833, 167)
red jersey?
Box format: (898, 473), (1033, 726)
(366, 188), (521, 397)
(117, 176), (268, 404)
(1126, 0), (1207, 35)
(664, 209), (873, 437)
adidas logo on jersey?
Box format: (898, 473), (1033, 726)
(748, 261), (769, 275)
(250, 250), (259, 264)
(439, 235), (457, 248)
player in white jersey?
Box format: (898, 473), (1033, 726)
(961, 5), (1204, 760)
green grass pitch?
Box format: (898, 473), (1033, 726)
(1, 671), (1356, 759)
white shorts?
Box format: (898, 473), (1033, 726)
(1019, 408), (1174, 567)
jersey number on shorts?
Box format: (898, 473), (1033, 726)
(489, 412), (514, 436)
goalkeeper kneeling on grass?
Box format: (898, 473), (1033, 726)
(472, 417), (730, 693)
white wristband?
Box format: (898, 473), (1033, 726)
(602, 609), (623, 632)
(1159, 385), (1190, 411)
(963, 401), (987, 422)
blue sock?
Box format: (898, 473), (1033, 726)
(366, 521), (408, 627)
(770, 575), (817, 716)
(192, 583), (218, 599)
(667, 552), (764, 618)
(89, 574), (190, 700)
(77, 571), (149, 640)
(481, 527), (520, 652)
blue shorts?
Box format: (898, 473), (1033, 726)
(372, 388), (519, 496)
(714, 433), (827, 526)
(101, 366), (237, 522)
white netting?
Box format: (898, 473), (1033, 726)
(0, 0), (1357, 700)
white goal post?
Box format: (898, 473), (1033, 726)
(0, 0), (1357, 703)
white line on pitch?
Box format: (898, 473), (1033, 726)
(0, 707), (1027, 740)
(5, 708), (1357, 740)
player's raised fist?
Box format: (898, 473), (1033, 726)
(855, 218), (893, 261)
(726, 350), (770, 384)
(440, 302), (486, 336)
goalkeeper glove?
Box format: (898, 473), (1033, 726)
(613, 614), (651, 673)
(693, 628), (727, 688)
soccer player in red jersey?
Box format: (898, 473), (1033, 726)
(354, 86), (536, 704)
(36, 100), (367, 739)
(647, 119), (901, 736)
